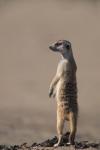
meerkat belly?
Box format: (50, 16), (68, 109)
(56, 78), (78, 119)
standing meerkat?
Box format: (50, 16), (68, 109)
(49, 40), (78, 147)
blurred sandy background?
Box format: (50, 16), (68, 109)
(0, 0), (100, 145)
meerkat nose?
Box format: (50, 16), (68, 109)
(49, 46), (52, 49)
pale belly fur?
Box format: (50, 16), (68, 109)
(55, 78), (78, 120)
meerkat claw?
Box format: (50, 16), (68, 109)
(49, 88), (53, 98)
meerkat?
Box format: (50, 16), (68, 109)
(49, 40), (78, 147)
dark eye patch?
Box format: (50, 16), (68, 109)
(66, 44), (70, 49)
(55, 42), (62, 46)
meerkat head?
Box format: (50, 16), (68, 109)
(49, 40), (72, 56)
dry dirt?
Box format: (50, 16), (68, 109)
(0, 0), (100, 146)
(0, 132), (100, 150)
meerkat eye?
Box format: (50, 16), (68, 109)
(66, 44), (71, 49)
(55, 43), (62, 47)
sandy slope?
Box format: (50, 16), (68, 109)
(0, 0), (100, 144)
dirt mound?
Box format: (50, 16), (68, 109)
(0, 132), (100, 150)
(32, 132), (100, 149)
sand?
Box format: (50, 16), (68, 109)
(0, 0), (100, 145)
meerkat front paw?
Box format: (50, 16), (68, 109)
(49, 88), (53, 98)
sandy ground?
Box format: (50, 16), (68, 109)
(0, 0), (100, 145)
(0, 132), (100, 150)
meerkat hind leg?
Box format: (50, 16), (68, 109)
(54, 118), (64, 147)
(68, 112), (77, 145)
